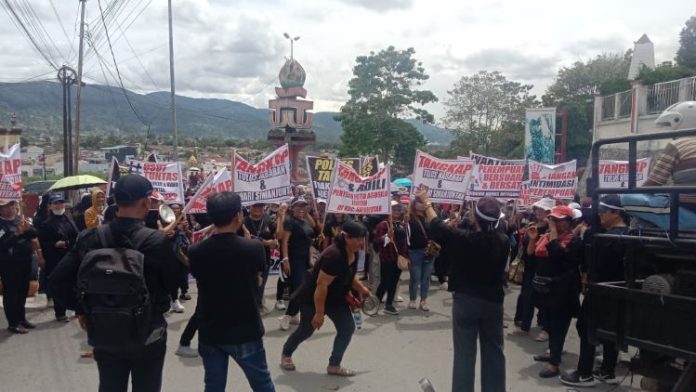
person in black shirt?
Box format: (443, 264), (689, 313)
(560, 195), (627, 387)
(0, 199), (39, 334)
(278, 196), (318, 330)
(281, 220), (371, 377)
(38, 193), (79, 322)
(50, 175), (180, 392)
(243, 202), (278, 310)
(419, 189), (509, 392)
(322, 213), (350, 249)
(189, 192), (275, 392)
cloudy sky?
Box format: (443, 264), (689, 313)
(1, 0), (695, 122)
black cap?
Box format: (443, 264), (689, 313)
(48, 193), (65, 204)
(599, 194), (624, 211)
(114, 175), (153, 204)
(342, 220), (367, 237)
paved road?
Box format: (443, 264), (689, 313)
(0, 276), (643, 392)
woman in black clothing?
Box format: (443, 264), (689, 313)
(278, 196), (318, 330)
(374, 201), (408, 315)
(38, 194), (79, 322)
(531, 205), (582, 378)
(281, 220), (371, 377)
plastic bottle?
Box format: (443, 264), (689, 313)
(352, 308), (363, 329)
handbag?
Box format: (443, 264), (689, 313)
(508, 258), (524, 284)
(415, 218), (441, 258)
(390, 240), (410, 271)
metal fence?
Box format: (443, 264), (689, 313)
(617, 90), (632, 118)
(602, 94), (616, 121)
(600, 90), (632, 121)
(647, 76), (696, 114)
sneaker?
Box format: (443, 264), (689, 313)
(56, 315), (70, 323)
(179, 293), (192, 301)
(419, 301), (430, 312)
(408, 301), (417, 309)
(7, 326), (29, 334)
(20, 320), (36, 329)
(535, 330), (549, 342)
(560, 370), (598, 387)
(593, 370), (619, 385)
(290, 315), (300, 325)
(170, 300), (185, 313)
(175, 345), (199, 358)
(440, 282), (448, 291)
(275, 300), (287, 311)
(394, 296), (404, 303)
(279, 315), (291, 331)
(383, 305), (399, 315)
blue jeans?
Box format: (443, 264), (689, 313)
(452, 293), (506, 392)
(198, 340), (275, 392)
(408, 248), (433, 301)
(513, 259), (536, 331)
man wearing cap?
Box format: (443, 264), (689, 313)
(0, 199), (38, 334)
(511, 197), (555, 341)
(560, 195), (627, 387)
(415, 189), (509, 392)
(50, 175), (180, 392)
(38, 193), (79, 322)
(188, 192), (275, 391)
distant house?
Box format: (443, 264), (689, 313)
(101, 145), (139, 162)
(21, 145), (44, 161)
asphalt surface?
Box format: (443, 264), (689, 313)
(0, 274), (644, 392)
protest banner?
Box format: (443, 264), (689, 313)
(598, 158), (651, 188)
(235, 144), (293, 206)
(191, 225), (215, 244)
(359, 156), (379, 177)
(0, 143), (22, 188)
(411, 150), (475, 204)
(306, 156), (363, 200)
(526, 160), (577, 201)
(110, 159), (185, 203)
(0, 182), (21, 202)
(466, 153), (525, 200)
(183, 169), (233, 214)
(326, 159), (391, 215)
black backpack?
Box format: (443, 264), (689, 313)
(77, 225), (154, 350)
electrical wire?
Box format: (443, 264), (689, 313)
(48, 0), (75, 61)
(96, 0), (148, 126)
(1, 0), (60, 70)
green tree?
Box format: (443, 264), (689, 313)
(543, 52), (631, 165)
(337, 46), (437, 172)
(443, 71), (535, 158)
(676, 15), (696, 69)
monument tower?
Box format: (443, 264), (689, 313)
(267, 35), (316, 183)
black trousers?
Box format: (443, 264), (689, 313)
(180, 305), (199, 346)
(576, 298), (618, 376)
(434, 256), (449, 284)
(94, 338), (167, 392)
(376, 261), (401, 306)
(545, 308), (573, 366)
(0, 261), (31, 327)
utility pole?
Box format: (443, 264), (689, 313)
(74, 0), (87, 173)
(168, 0), (178, 161)
(58, 66), (77, 176)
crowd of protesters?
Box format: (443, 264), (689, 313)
(0, 170), (637, 392)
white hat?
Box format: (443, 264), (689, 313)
(532, 198), (555, 211)
(316, 198), (327, 205)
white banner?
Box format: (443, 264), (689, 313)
(234, 144), (292, 206)
(133, 161), (186, 204)
(0, 182), (21, 201)
(0, 143), (22, 187)
(598, 158), (651, 188)
(326, 160), (391, 215)
(525, 108), (556, 164)
(183, 169), (233, 214)
(526, 160), (577, 201)
(466, 153), (525, 200)
(411, 150), (474, 204)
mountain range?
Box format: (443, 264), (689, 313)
(0, 81), (453, 145)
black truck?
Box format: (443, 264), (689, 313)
(586, 128), (696, 391)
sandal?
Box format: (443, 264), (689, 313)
(327, 366), (355, 377)
(7, 326), (29, 334)
(280, 356), (296, 371)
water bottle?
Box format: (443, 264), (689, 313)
(352, 308), (363, 329)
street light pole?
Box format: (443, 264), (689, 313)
(283, 32), (300, 60)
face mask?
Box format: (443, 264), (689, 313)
(53, 208), (66, 216)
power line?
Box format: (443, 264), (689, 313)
(96, 0), (148, 126)
(48, 0), (74, 60)
(1, 0), (60, 70)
